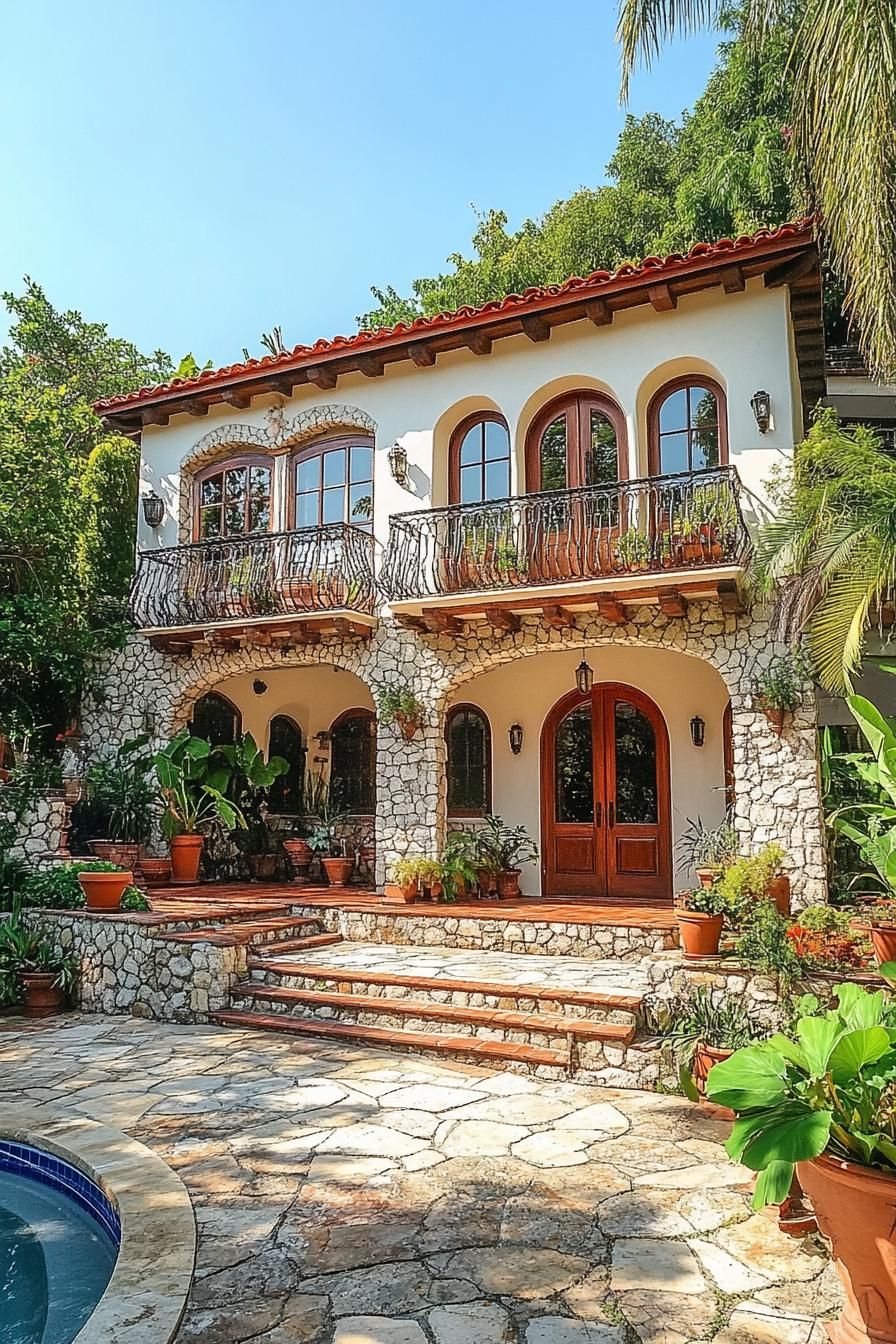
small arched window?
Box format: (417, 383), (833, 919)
(649, 378), (727, 476)
(193, 457), (272, 540)
(330, 709), (376, 813)
(449, 414), (511, 505)
(268, 716), (306, 814)
(525, 392), (625, 493)
(446, 704), (491, 817)
(189, 691), (241, 747)
(291, 435), (374, 532)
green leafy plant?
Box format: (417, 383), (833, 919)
(474, 815), (538, 873)
(734, 899), (807, 991)
(216, 732), (288, 860)
(302, 771), (350, 856)
(392, 856), (442, 891)
(440, 831), (480, 900)
(679, 885), (729, 916)
(648, 985), (758, 1068)
(676, 814), (738, 873)
(153, 730), (244, 839)
(831, 695), (896, 896)
(0, 918), (79, 994)
(752, 651), (810, 713)
(715, 844), (787, 918)
(84, 735), (154, 843)
(706, 982), (896, 1208)
(20, 861), (149, 912)
(615, 528), (651, 570)
(377, 688), (424, 730)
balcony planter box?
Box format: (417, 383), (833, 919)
(321, 856), (354, 886)
(797, 1155), (896, 1344)
(77, 869), (133, 912)
(21, 972), (63, 1018)
(676, 910), (724, 959)
(169, 834), (204, 884)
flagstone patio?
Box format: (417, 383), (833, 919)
(0, 1014), (839, 1344)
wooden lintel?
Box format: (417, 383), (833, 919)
(542, 603), (578, 629)
(394, 613), (428, 632)
(464, 330), (492, 357)
(658, 590), (689, 619)
(648, 283), (677, 312)
(187, 402), (210, 417)
(222, 391), (251, 410)
(765, 250), (817, 289)
(270, 375), (297, 397)
(250, 627), (273, 647)
(720, 266), (746, 294)
(717, 579), (746, 615)
(584, 299), (612, 327)
(597, 596), (627, 625)
(269, 631), (293, 648)
(356, 355), (384, 378)
(142, 407), (170, 427)
(408, 343), (436, 368)
(422, 611), (462, 635)
(520, 314), (551, 343)
(484, 606), (521, 633)
(306, 366), (338, 390)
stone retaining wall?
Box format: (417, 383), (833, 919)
(4, 790), (68, 869)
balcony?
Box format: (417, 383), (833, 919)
(382, 466), (750, 626)
(131, 524), (376, 652)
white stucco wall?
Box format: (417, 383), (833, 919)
(136, 278), (798, 557)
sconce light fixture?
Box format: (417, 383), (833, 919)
(387, 440), (409, 487)
(313, 730), (331, 749)
(252, 679), (268, 696)
(750, 389), (772, 434)
(508, 723), (524, 755)
(141, 489), (165, 529)
(690, 715), (706, 748)
(575, 659), (594, 695)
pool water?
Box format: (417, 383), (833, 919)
(0, 1168), (117, 1344)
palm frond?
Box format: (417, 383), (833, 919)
(809, 555), (880, 692)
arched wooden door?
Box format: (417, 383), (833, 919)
(541, 683), (671, 901)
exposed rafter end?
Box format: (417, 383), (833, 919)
(765, 250), (818, 289)
(356, 355), (385, 378)
(187, 402), (210, 418)
(720, 266), (746, 294)
(597, 596), (627, 625)
(222, 391), (251, 410)
(648, 283), (677, 312)
(584, 299), (613, 327)
(464, 330), (492, 357)
(142, 408), (170, 427)
(717, 579), (747, 615)
(307, 366), (338, 390)
(421, 611), (462, 635)
(541, 603), (578, 629)
(408, 344), (436, 368)
(520, 314), (551, 343)
(658, 590), (688, 619)
(484, 606), (521, 633)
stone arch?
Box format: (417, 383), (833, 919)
(178, 422), (275, 540)
(280, 403), (377, 452)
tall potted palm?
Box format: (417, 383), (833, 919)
(154, 731), (245, 883)
(216, 733), (288, 882)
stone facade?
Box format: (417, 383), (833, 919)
(5, 790), (68, 869)
(82, 598), (828, 906)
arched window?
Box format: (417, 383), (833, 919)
(189, 691), (241, 747)
(446, 704), (491, 817)
(330, 709), (376, 813)
(449, 414), (511, 504)
(268, 716), (306, 814)
(193, 457), (272, 540)
(291, 435), (374, 532)
(649, 378), (727, 476)
(526, 392), (625, 492)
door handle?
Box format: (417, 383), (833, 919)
(595, 802), (602, 827)
(608, 801), (615, 828)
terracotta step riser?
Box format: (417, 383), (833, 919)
(250, 934), (343, 955)
(246, 970), (639, 1025)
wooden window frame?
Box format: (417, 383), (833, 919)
(188, 690), (242, 746)
(446, 702), (492, 818)
(267, 715), (306, 816)
(524, 390), (627, 493)
(329, 707), (377, 814)
(448, 412), (511, 506)
(288, 434), (375, 531)
(647, 375), (728, 477)
(192, 454), (274, 542)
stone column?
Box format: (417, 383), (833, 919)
(374, 707), (447, 888)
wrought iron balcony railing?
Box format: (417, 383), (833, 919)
(131, 524), (376, 629)
(381, 466), (750, 602)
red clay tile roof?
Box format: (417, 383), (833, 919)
(94, 218), (815, 418)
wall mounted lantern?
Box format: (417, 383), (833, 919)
(690, 715), (706, 748)
(575, 659), (594, 695)
(750, 390), (772, 434)
(387, 440), (409, 487)
(313, 730), (331, 748)
(508, 723), (524, 755)
(141, 489), (165, 529)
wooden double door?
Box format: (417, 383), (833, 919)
(541, 683), (671, 901)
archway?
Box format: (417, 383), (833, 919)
(541, 682), (671, 901)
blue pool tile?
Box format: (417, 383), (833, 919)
(0, 1143), (120, 1246)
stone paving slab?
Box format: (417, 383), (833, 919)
(0, 1013), (839, 1344)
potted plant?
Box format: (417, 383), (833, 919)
(614, 528), (652, 573)
(216, 732), (289, 882)
(77, 865), (133, 912)
(378, 687), (425, 741)
(84, 737), (155, 872)
(441, 831), (480, 900)
(282, 770), (324, 883)
(675, 885), (729, 959)
(0, 919), (78, 1017)
(734, 898), (809, 992)
(154, 730), (245, 883)
(715, 843), (791, 917)
(389, 856), (442, 903)
(20, 861), (149, 913)
(866, 901), (896, 966)
(475, 815), (538, 898)
(751, 650), (809, 733)
(305, 774), (353, 885)
(705, 980), (896, 1344)
(676, 814), (738, 889)
(138, 857), (172, 886)
(649, 985), (757, 1096)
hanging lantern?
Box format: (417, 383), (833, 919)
(141, 489), (165, 528)
(387, 440), (409, 486)
(508, 723), (524, 755)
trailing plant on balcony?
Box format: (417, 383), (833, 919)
(614, 528), (652, 572)
(377, 687), (425, 740)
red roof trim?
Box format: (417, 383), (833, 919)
(95, 219), (814, 416)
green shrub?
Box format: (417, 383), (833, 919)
(21, 862), (149, 912)
(715, 844), (786, 918)
(735, 899), (806, 990)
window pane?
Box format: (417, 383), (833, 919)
(295, 492), (318, 527)
(250, 466), (270, 495)
(224, 501), (244, 535)
(659, 388), (688, 434)
(540, 416), (567, 491)
(614, 700), (658, 824)
(460, 464), (482, 504)
(199, 506), (221, 538)
(349, 483), (373, 524)
(459, 425), (483, 467)
(689, 387), (717, 430)
(296, 456), (321, 493)
(350, 444), (372, 483)
(249, 499), (270, 532)
(268, 717), (306, 814)
(555, 704), (593, 823)
(190, 693), (240, 746)
(484, 420), (510, 461)
(331, 712), (376, 813)
(586, 411), (618, 487)
(659, 432), (689, 475)
(322, 487), (344, 524)
(484, 459), (509, 501)
(225, 467), (247, 501)
(200, 474), (222, 506)
(323, 449), (346, 486)
(691, 427), (719, 471)
(447, 708), (489, 814)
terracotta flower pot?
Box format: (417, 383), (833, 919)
(676, 910), (724, 959)
(692, 1042), (732, 1096)
(169, 834), (204, 884)
(283, 839), (312, 883)
(88, 839), (117, 862)
(394, 712), (419, 741)
(106, 842), (142, 872)
(384, 881), (418, 904)
(695, 867), (718, 891)
(139, 857), (171, 887)
(476, 869), (497, 898)
(321, 856), (354, 886)
(758, 700), (789, 734)
(767, 873), (791, 916)
(247, 853), (278, 882)
(495, 869), (522, 899)
(21, 971), (64, 1018)
(870, 924), (896, 967)
(798, 1154), (896, 1344)
(77, 869), (132, 912)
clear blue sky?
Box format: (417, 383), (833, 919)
(0, 1), (720, 368)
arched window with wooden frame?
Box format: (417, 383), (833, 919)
(193, 456), (273, 541)
(449, 413), (511, 505)
(329, 708), (376, 813)
(446, 704), (492, 817)
(525, 391), (626, 493)
(189, 691), (242, 747)
(267, 716), (306, 815)
(290, 435), (374, 533)
(648, 377), (728, 477)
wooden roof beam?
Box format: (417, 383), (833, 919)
(464, 330), (492, 357)
(584, 299), (613, 327)
(356, 355), (385, 378)
(408, 343), (436, 368)
(765, 250), (817, 288)
(658, 590), (688, 619)
(142, 408), (170, 427)
(484, 606), (521, 633)
(307, 366), (338, 390)
(717, 579), (746, 614)
(648, 283), (677, 313)
(720, 266), (746, 294)
(186, 402), (210, 417)
(422, 610), (462, 634)
(222, 390), (251, 410)
(597, 596), (627, 625)
(542, 604), (578, 629)
(520, 314), (551, 343)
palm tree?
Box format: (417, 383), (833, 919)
(752, 409), (896, 692)
(617, 1), (896, 381)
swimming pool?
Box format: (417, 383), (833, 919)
(0, 1141), (119, 1344)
